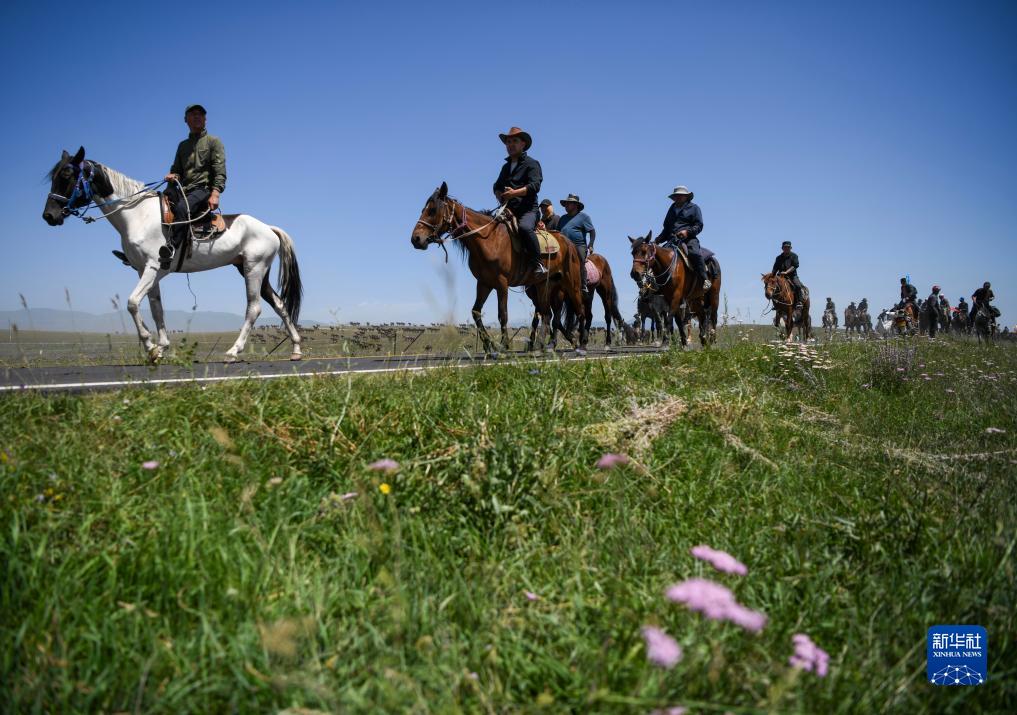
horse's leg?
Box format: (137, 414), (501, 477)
(147, 283), (171, 352)
(225, 263), (268, 362)
(526, 308), (539, 352)
(260, 278), (303, 360)
(471, 283), (497, 355)
(126, 265), (162, 360)
(496, 281), (511, 352)
(600, 287), (614, 350)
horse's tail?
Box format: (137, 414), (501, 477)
(608, 276), (626, 325)
(271, 226), (303, 326)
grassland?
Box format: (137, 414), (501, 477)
(1, 336), (1015, 713)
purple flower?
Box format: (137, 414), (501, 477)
(596, 453), (630, 469)
(788, 633), (830, 677)
(665, 578), (767, 632)
(641, 626), (682, 669)
(524, 591), (540, 602)
(691, 544), (748, 575)
(340, 491), (359, 502)
(650, 708), (687, 715)
(141, 460), (160, 470)
(368, 458), (399, 472)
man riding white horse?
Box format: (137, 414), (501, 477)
(160, 104), (227, 268)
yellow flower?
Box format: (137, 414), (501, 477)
(379, 483), (392, 495)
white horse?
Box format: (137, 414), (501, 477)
(42, 147), (302, 362)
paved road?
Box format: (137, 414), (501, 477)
(0, 347), (664, 393)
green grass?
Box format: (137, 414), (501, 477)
(1, 338), (1015, 713)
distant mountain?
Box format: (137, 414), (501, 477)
(0, 308), (328, 333)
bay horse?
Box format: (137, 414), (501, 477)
(410, 182), (588, 356)
(41, 147), (303, 362)
(762, 272), (812, 342)
(629, 232), (720, 347)
(527, 253), (632, 351)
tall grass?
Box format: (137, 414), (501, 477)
(1, 339), (1015, 713)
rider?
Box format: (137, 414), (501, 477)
(896, 277), (918, 311)
(924, 285), (942, 337)
(161, 104), (226, 267)
(858, 297), (868, 314)
(493, 126), (544, 275)
(538, 199), (559, 231)
(970, 281), (998, 323)
(771, 241), (803, 307)
(557, 194), (596, 293)
(654, 185), (710, 290)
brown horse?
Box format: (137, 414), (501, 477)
(526, 253), (633, 351)
(629, 232), (720, 347)
(410, 182), (588, 355)
(762, 272), (812, 342)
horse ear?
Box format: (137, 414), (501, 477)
(71, 146), (85, 164)
(629, 236), (636, 244)
(645, 230), (652, 241)
(61, 149), (70, 162)
(438, 182), (448, 199)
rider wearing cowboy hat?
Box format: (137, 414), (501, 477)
(493, 127), (545, 274)
(654, 185), (710, 290)
(161, 104), (227, 267)
(557, 193), (596, 293)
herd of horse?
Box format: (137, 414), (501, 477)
(41, 153), (1002, 361)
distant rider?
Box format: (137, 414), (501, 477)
(771, 241), (803, 308)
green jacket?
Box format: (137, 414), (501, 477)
(169, 130), (226, 193)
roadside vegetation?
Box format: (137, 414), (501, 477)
(2, 337), (1014, 713)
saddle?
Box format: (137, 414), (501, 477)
(673, 243), (719, 278)
(585, 258), (601, 287)
(500, 211), (558, 256)
(161, 193), (227, 237)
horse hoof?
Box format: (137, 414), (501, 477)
(488, 351), (500, 360)
(224, 354), (238, 364)
(290, 352), (302, 361)
(147, 348), (162, 364)
(575, 348), (587, 357)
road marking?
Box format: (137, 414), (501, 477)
(0, 352), (645, 392)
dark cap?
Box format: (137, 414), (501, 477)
(781, 240), (792, 247)
(539, 199), (553, 208)
(184, 104), (207, 115)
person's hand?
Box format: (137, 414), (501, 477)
(537, 221), (546, 230)
(677, 229), (689, 239)
(165, 173), (179, 182)
(208, 189), (220, 211)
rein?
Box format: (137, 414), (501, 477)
(50, 161), (163, 224)
(415, 198), (502, 262)
(634, 242), (677, 291)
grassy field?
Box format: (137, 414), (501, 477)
(1, 336), (1015, 713)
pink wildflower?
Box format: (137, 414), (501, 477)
(340, 491), (359, 502)
(141, 460), (159, 470)
(368, 458), (399, 472)
(641, 626), (682, 669)
(596, 453), (630, 469)
(665, 578), (767, 632)
(524, 591), (540, 602)
(691, 544), (748, 575)
(788, 633), (830, 677)
(985, 427), (1006, 434)
(650, 708), (687, 715)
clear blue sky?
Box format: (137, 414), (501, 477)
(2, 0), (1014, 327)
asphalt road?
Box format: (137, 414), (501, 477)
(0, 346), (665, 394)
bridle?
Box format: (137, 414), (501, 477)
(414, 194), (501, 261)
(632, 241), (676, 291)
(48, 160), (161, 223)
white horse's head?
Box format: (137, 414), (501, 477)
(42, 146), (113, 226)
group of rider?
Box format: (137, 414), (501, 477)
(152, 108), (999, 329)
(894, 277), (997, 333)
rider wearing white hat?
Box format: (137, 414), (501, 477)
(654, 185), (710, 290)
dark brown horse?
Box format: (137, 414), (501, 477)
(410, 183), (588, 355)
(762, 272), (812, 342)
(527, 253), (632, 351)
(629, 232), (720, 346)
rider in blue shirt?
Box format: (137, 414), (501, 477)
(557, 193), (596, 293)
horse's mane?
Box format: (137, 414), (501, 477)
(97, 165), (145, 197)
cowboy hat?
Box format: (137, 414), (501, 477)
(559, 193), (584, 211)
(499, 127), (532, 150)
(668, 185), (693, 199)
(184, 104), (208, 115)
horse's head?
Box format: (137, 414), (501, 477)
(42, 147), (114, 226)
(628, 230), (655, 282)
(761, 272), (779, 300)
(410, 182), (453, 250)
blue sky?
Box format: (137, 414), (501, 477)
(2, 0), (1014, 327)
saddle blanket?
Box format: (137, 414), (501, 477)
(512, 228), (559, 256)
(585, 259), (601, 287)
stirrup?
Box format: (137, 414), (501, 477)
(701, 278), (712, 290)
(533, 261), (547, 275)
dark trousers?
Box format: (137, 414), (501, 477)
(166, 185), (210, 248)
(682, 237), (709, 281)
(572, 242), (588, 288)
(789, 275), (803, 304)
(926, 309), (938, 337)
(517, 206), (540, 260)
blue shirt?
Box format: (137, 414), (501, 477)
(558, 211), (594, 245)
